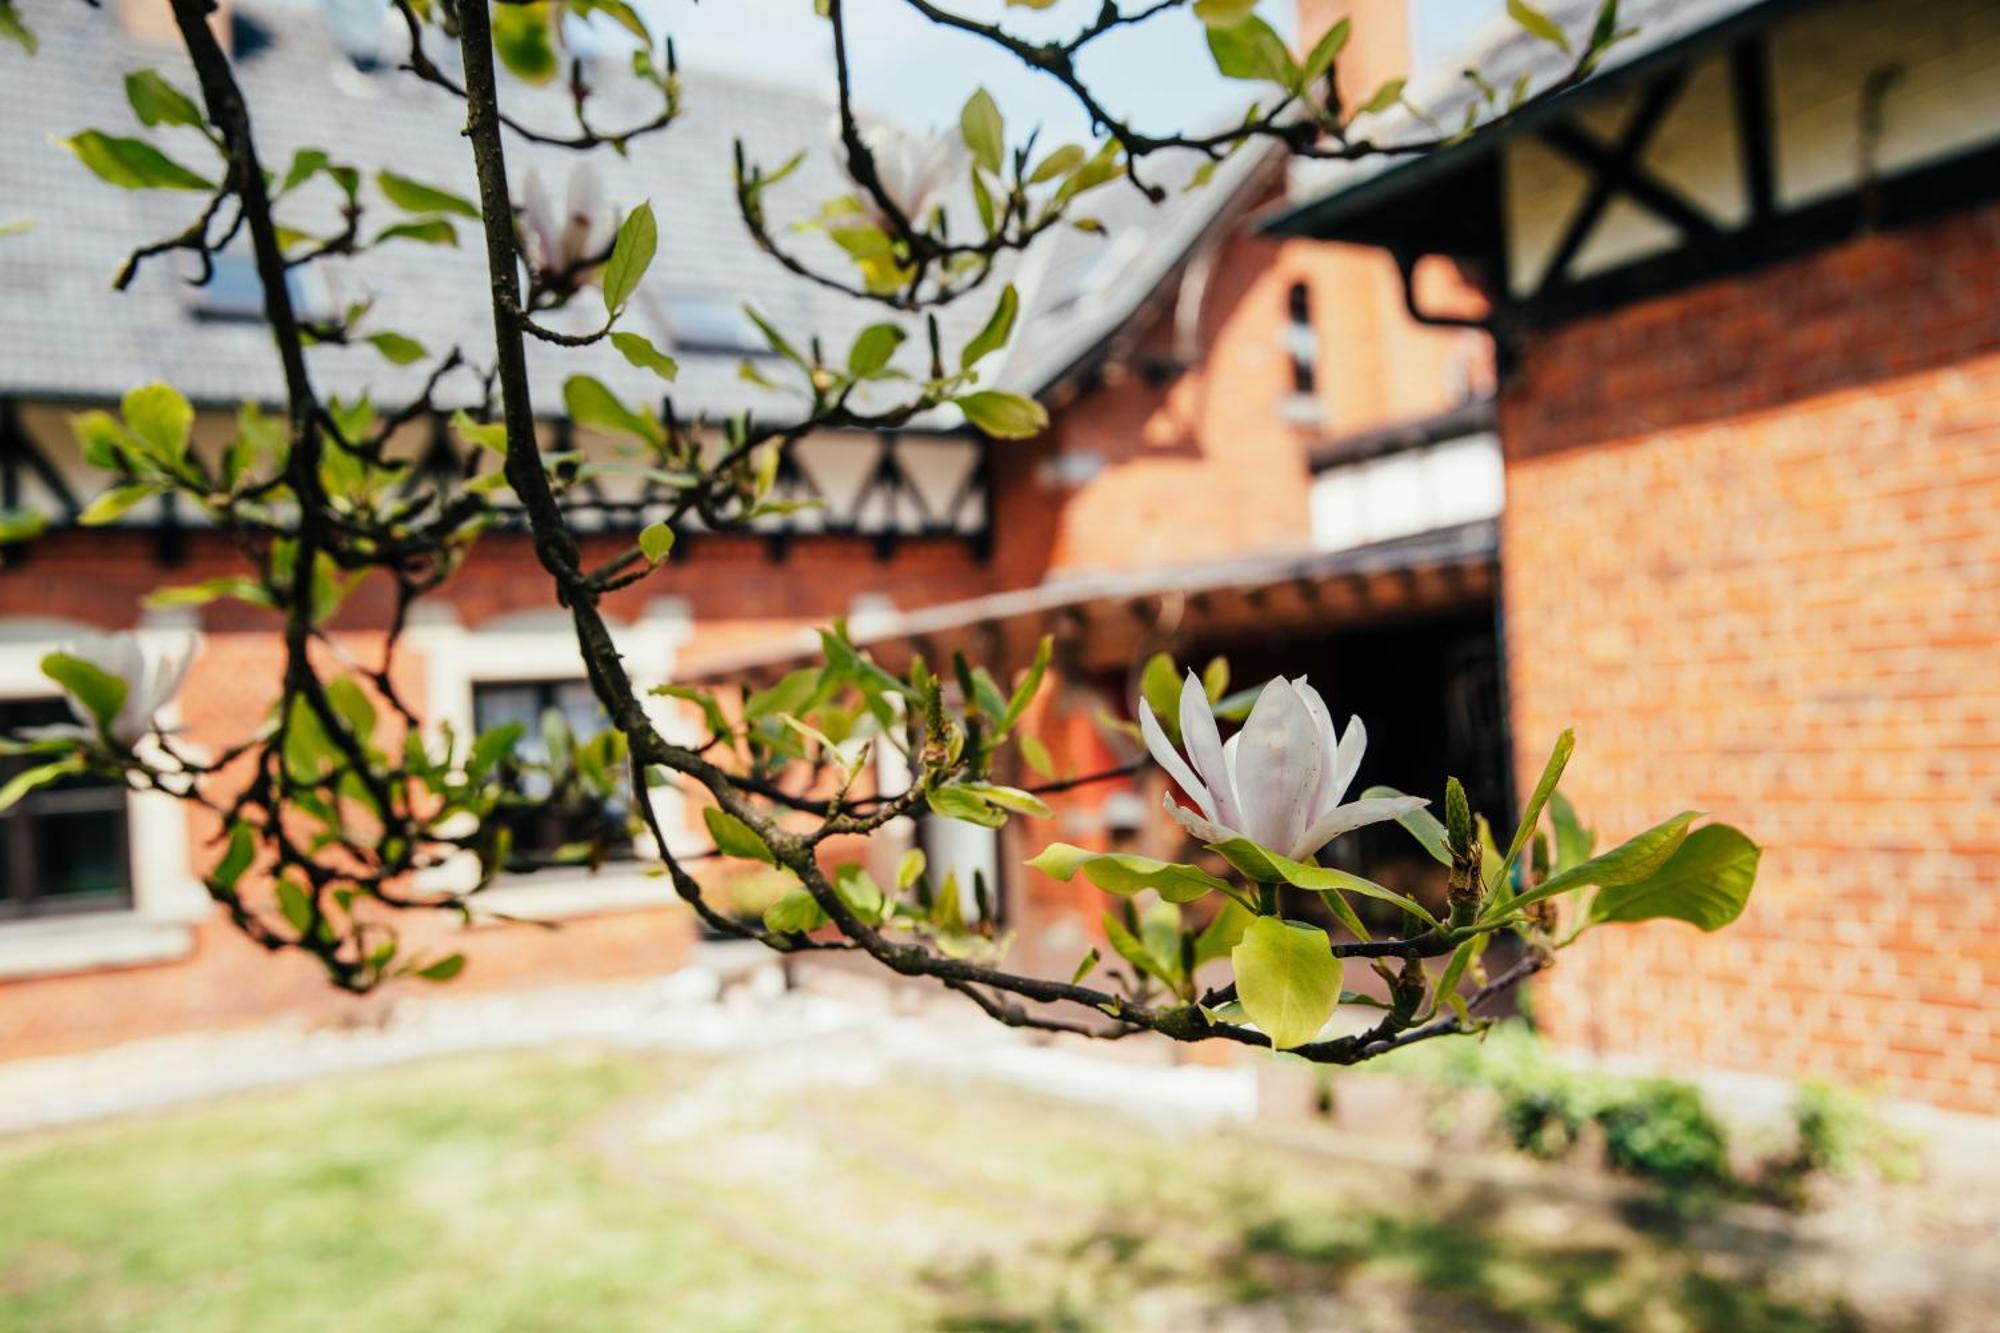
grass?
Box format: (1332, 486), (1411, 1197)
(0, 1048), (1871, 1331)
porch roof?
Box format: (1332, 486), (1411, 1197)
(678, 519), (1498, 686)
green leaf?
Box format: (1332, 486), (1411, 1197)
(77, 483), (160, 526)
(1502, 728), (1573, 876)
(1361, 784), (1450, 865)
(325, 676), (377, 745)
(122, 381), (193, 460)
(1139, 652), (1181, 744)
(279, 148), (329, 195)
(1025, 843), (1229, 905)
(1207, 838), (1441, 928)
(638, 521), (675, 565)
(963, 783), (1052, 819)
(927, 785), (1006, 829)
(961, 284), (1019, 372)
(63, 131), (212, 191)
(1549, 790), (1595, 872)
(764, 888), (829, 935)
(492, 2), (559, 84)
(703, 807), (777, 865)
(0, 2), (37, 55)
(1101, 910), (1174, 987)
(563, 374), (660, 445)
(954, 391), (1048, 439)
(1232, 916), (1341, 1050)
(1503, 810), (1702, 917)
(1507, 0), (1572, 53)
(834, 863), (887, 925)
(0, 755), (82, 813)
(846, 323), (907, 379)
(1591, 824), (1759, 932)
(1299, 17), (1352, 88)
(959, 87), (1005, 176)
(213, 821), (256, 891)
(0, 508), (46, 544)
(611, 330), (678, 381)
(996, 634), (1051, 738)
(1026, 144), (1085, 184)
(451, 410), (510, 455)
(417, 953), (467, 982)
(40, 652), (128, 732)
(376, 170), (479, 219)
(601, 200), (657, 315)
(1206, 16), (1298, 89)
(1070, 946), (1100, 984)
(1354, 77), (1406, 117)
(651, 684), (730, 740)
(468, 721), (525, 775)
(1140, 899), (1185, 985)
(1192, 0), (1258, 27)
(743, 305), (806, 368)
(374, 218), (459, 247)
(276, 879), (314, 934)
(744, 666), (822, 720)
(123, 70), (205, 129)
(365, 331), (427, 366)
(896, 849), (927, 891)
(1194, 898), (1252, 968)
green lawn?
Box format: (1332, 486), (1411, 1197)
(0, 1049), (1864, 1331)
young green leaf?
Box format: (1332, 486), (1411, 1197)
(77, 483), (161, 527)
(610, 330), (679, 382)
(638, 521), (676, 565)
(1025, 843), (1229, 904)
(846, 323), (907, 379)
(928, 786), (1006, 828)
(1354, 77), (1406, 117)
(1507, 0), (1572, 53)
(0, 756), (82, 814)
(1206, 16), (1298, 89)
(1232, 916), (1341, 1050)
(492, 1), (560, 83)
(376, 169), (479, 218)
(1501, 728), (1573, 877)
(961, 284), (1020, 372)
(563, 374), (660, 445)
(1299, 17), (1352, 88)
(601, 200), (657, 315)
(40, 652), (128, 731)
(1590, 824), (1759, 931)
(123, 70), (205, 129)
(954, 391), (1048, 439)
(365, 331), (428, 366)
(1361, 784), (1451, 865)
(703, 806), (777, 865)
(122, 382), (193, 461)
(416, 953), (467, 982)
(62, 131), (213, 191)
(1503, 810), (1702, 917)
(764, 888), (829, 935)
(374, 218), (459, 247)
(959, 87), (1005, 176)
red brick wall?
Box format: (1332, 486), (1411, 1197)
(1503, 203), (2000, 1112)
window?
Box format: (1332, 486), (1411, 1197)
(0, 698), (131, 919)
(1285, 281), (1318, 394)
(188, 251), (332, 324)
(470, 679), (633, 868)
(663, 292), (768, 356)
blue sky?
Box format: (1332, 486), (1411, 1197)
(652, 0), (1296, 143)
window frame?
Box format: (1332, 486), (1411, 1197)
(0, 696), (134, 920)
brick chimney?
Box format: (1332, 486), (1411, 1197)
(1297, 0), (1412, 111)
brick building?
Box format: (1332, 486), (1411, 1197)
(0, 2), (1487, 1054)
(1271, 0), (2000, 1111)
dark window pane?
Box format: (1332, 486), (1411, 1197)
(469, 679), (631, 868)
(34, 809), (127, 902)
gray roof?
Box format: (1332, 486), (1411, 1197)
(0, 1), (1270, 422)
(1270, 0), (1777, 236)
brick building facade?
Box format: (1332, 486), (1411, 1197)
(1273, 0), (2000, 1110)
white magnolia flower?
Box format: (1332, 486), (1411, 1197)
(519, 163), (615, 284)
(832, 116), (967, 231)
(42, 631), (194, 748)
(1142, 672), (1428, 862)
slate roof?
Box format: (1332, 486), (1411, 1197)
(1269, 0), (1777, 237)
(0, 1), (1269, 422)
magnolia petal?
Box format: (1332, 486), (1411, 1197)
(520, 168), (559, 271)
(1140, 697), (1214, 821)
(1289, 795), (1430, 860)
(1327, 714), (1367, 811)
(1179, 671), (1238, 826)
(1232, 678), (1323, 855)
(562, 162), (608, 268)
(1292, 677), (1342, 816)
(1162, 792), (1242, 848)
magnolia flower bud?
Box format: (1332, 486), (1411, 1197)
(1142, 671), (1427, 861)
(518, 163), (616, 290)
